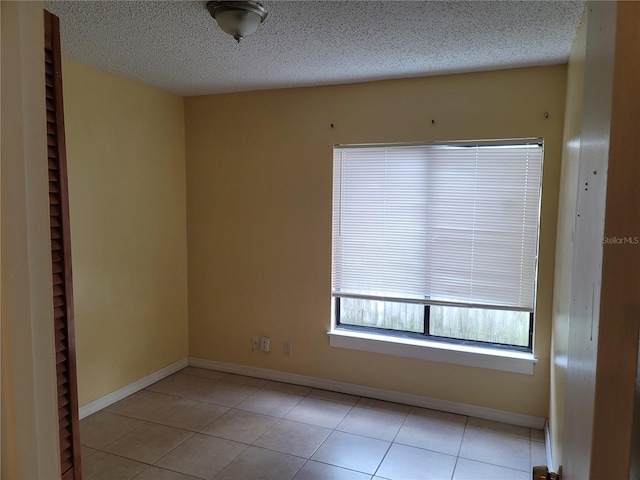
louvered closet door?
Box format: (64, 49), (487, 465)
(44, 10), (82, 480)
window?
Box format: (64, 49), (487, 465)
(331, 140), (543, 352)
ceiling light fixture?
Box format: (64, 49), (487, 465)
(207, 1), (268, 43)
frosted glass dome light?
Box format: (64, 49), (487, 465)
(207, 1), (268, 43)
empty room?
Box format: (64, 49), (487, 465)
(2, 1), (638, 480)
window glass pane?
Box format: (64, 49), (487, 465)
(332, 141), (541, 351)
(429, 305), (530, 347)
(339, 298), (424, 333)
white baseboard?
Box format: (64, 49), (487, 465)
(78, 358), (188, 419)
(188, 357), (545, 429)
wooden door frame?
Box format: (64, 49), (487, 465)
(1, 2), (62, 478)
(45, 9), (82, 480)
(562, 1), (640, 478)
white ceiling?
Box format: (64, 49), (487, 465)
(44, 0), (585, 97)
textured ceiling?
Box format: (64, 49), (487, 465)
(44, 0), (585, 97)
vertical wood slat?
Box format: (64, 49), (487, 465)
(44, 10), (82, 480)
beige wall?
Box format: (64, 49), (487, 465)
(185, 66), (566, 417)
(62, 60), (189, 406)
(1, 2), (61, 478)
(549, 7), (587, 470)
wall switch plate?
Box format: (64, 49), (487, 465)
(283, 341), (292, 356)
(260, 336), (270, 352)
(252, 336), (259, 352)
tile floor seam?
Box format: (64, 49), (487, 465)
(234, 390), (304, 418)
(137, 419), (206, 438)
(288, 453), (308, 480)
(153, 437), (250, 480)
(461, 422), (541, 468)
(456, 415), (470, 457)
(293, 457), (311, 479)
(456, 456), (533, 474)
(132, 466), (202, 480)
(227, 405), (295, 422)
(80, 415), (142, 450)
(387, 408), (411, 445)
(129, 465), (150, 480)
(150, 462), (210, 480)
(83, 369), (546, 480)
(445, 414), (470, 480)
(193, 395), (247, 410)
(92, 420), (151, 454)
(140, 388), (198, 401)
(370, 440), (393, 479)
(464, 423), (534, 441)
(343, 402), (356, 421)
(132, 465), (161, 480)
(86, 448), (155, 467)
(192, 407), (279, 444)
(310, 458), (379, 477)
(257, 414), (339, 432)
(196, 428), (257, 447)
(301, 426), (331, 461)
(103, 423), (197, 468)
(98, 410), (150, 424)
(331, 419), (402, 446)
(257, 381), (314, 398)
(456, 450), (531, 474)
(450, 455), (460, 480)
(195, 398), (530, 475)
(249, 416), (345, 462)
(148, 432), (244, 467)
(389, 438), (470, 461)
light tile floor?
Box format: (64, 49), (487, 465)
(80, 367), (547, 480)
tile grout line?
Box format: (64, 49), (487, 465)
(368, 403), (412, 479)
(85, 368), (543, 478)
(450, 414), (470, 480)
(152, 432), (249, 480)
(91, 419), (152, 455)
(101, 421), (197, 471)
(370, 439), (393, 479)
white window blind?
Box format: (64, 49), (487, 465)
(332, 141), (543, 311)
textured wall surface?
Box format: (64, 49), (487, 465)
(62, 60), (189, 406)
(185, 65), (567, 418)
(549, 7), (588, 471)
(561, 1), (616, 477)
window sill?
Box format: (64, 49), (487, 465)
(327, 329), (537, 375)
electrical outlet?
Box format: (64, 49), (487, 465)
(260, 336), (270, 352)
(283, 341), (292, 356)
(252, 336), (259, 352)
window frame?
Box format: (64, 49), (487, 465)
(330, 139), (543, 354)
(334, 297), (535, 353)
